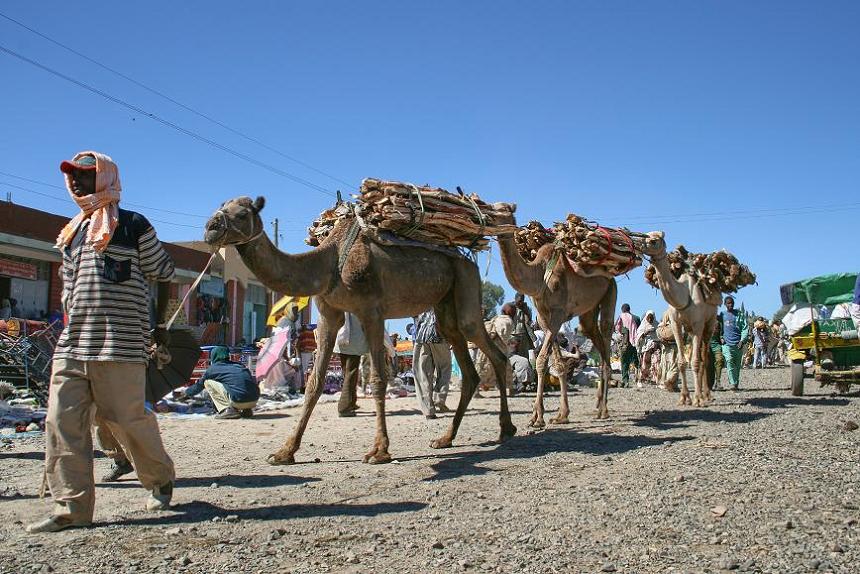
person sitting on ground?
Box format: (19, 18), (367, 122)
(181, 346), (259, 419)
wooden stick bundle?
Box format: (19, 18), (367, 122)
(514, 215), (646, 277)
(307, 178), (517, 250)
(644, 245), (756, 293)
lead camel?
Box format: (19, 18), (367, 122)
(204, 196), (516, 464)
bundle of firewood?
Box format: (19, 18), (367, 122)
(307, 178), (517, 250)
(514, 215), (646, 276)
(644, 245), (756, 293)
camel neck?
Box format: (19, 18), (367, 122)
(650, 254), (691, 310)
(497, 235), (547, 298)
(235, 232), (336, 297)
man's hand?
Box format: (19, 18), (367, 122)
(153, 327), (171, 346)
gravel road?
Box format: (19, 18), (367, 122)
(1, 366), (858, 574)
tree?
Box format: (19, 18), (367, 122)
(481, 280), (505, 320)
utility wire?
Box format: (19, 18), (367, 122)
(0, 44), (338, 199)
(0, 11), (356, 190)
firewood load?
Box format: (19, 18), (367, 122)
(514, 215), (647, 277)
(306, 178), (517, 251)
(644, 245), (756, 293)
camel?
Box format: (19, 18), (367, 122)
(203, 196), (516, 464)
(496, 234), (617, 425)
(642, 232), (722, 407)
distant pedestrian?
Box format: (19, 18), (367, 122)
(752, 317), (769, 369)
(413, 309), (452, 418)
(719, 296), (748, 391)
(333, 313), (368, 417)
(510, 293), (536, 359)
(615, 303), (640, 387)
(706, 318), (724, 390)
(656, 310), (679, 391)
(635, 310), (658, 386)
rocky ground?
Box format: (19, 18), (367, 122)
(1, 366), (858, 574)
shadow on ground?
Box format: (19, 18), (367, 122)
(100, 473), (321, 489)
(632, 408), (772, 430)
(393, 426), (695, 481)
(100, 500), (426, 527)
(746, 396), (852, 409)
(0, 451), (43, 460)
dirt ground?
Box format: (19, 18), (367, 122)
(1, 366), (858, 574)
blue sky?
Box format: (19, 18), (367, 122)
(1, 2), (858, 334)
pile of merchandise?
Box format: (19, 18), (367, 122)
(644, 245), (756, 292)
(515, 215), (647, 276)
(307, 178), (517, 251)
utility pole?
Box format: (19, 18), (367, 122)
(270, 218), (279, 308)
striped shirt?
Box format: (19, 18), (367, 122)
(54, 209), (175, 363)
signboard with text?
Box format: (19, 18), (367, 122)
(0, 258), (37, 280)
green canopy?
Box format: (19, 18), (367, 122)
(780, 273), (858, 306)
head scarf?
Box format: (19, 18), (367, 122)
(55, 151), (122, 253)
(210, 346), (230, 364)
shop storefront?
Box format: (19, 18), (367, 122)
(0, 255), (52, 320)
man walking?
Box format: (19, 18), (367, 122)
(719, 296), (748, 391)
(28, 152), (176, 533)
(706, 318), (725, 390)
(510, 293), (536, 359)
(334, 313), (368, 417)
(615, 303), (640, 387)
(412, 309), (452, 419)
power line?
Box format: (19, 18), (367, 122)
(0, 11), (356, 190)
(0, 43), (338, 199)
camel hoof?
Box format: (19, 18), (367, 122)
(429, 437), (453, 449)
(266, 453), (295, 466)
(528, 416), (546, 429)
(596, 410), (609, 420)
(549, 415), (570, 425)
(499, 424), (517, 443)
(364, 453), (392, 465)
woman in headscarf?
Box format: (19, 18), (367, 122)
(635, 310), (659, 386)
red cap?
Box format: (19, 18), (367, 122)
(60, 155), (97, 174)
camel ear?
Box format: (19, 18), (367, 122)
(252, 196), (266, 213)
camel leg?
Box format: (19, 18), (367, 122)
(453, 262), (516, 444)
(357, 314), (392, 464)
(268, 302), (344, 465)
(671, 316), (692, 406)
(581, 279), (616, 419)
(530, 323), (556, 428)
(700, 319), (715, 404)
(549, 341), (571, 425)
(429, 302), (478, 449)
(690, 334), (704, 407)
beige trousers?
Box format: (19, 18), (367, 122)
(45, 358), (175, 523)
(203, 380), (258, 412)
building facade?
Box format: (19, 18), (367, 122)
(0, 201), (211, 324)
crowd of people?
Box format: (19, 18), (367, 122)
(608, 295), (791, 394)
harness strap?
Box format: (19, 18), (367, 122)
(338, 217), (361, 274)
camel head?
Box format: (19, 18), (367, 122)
(641, 231), (667, 258)
(204, 196), (266, 246)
